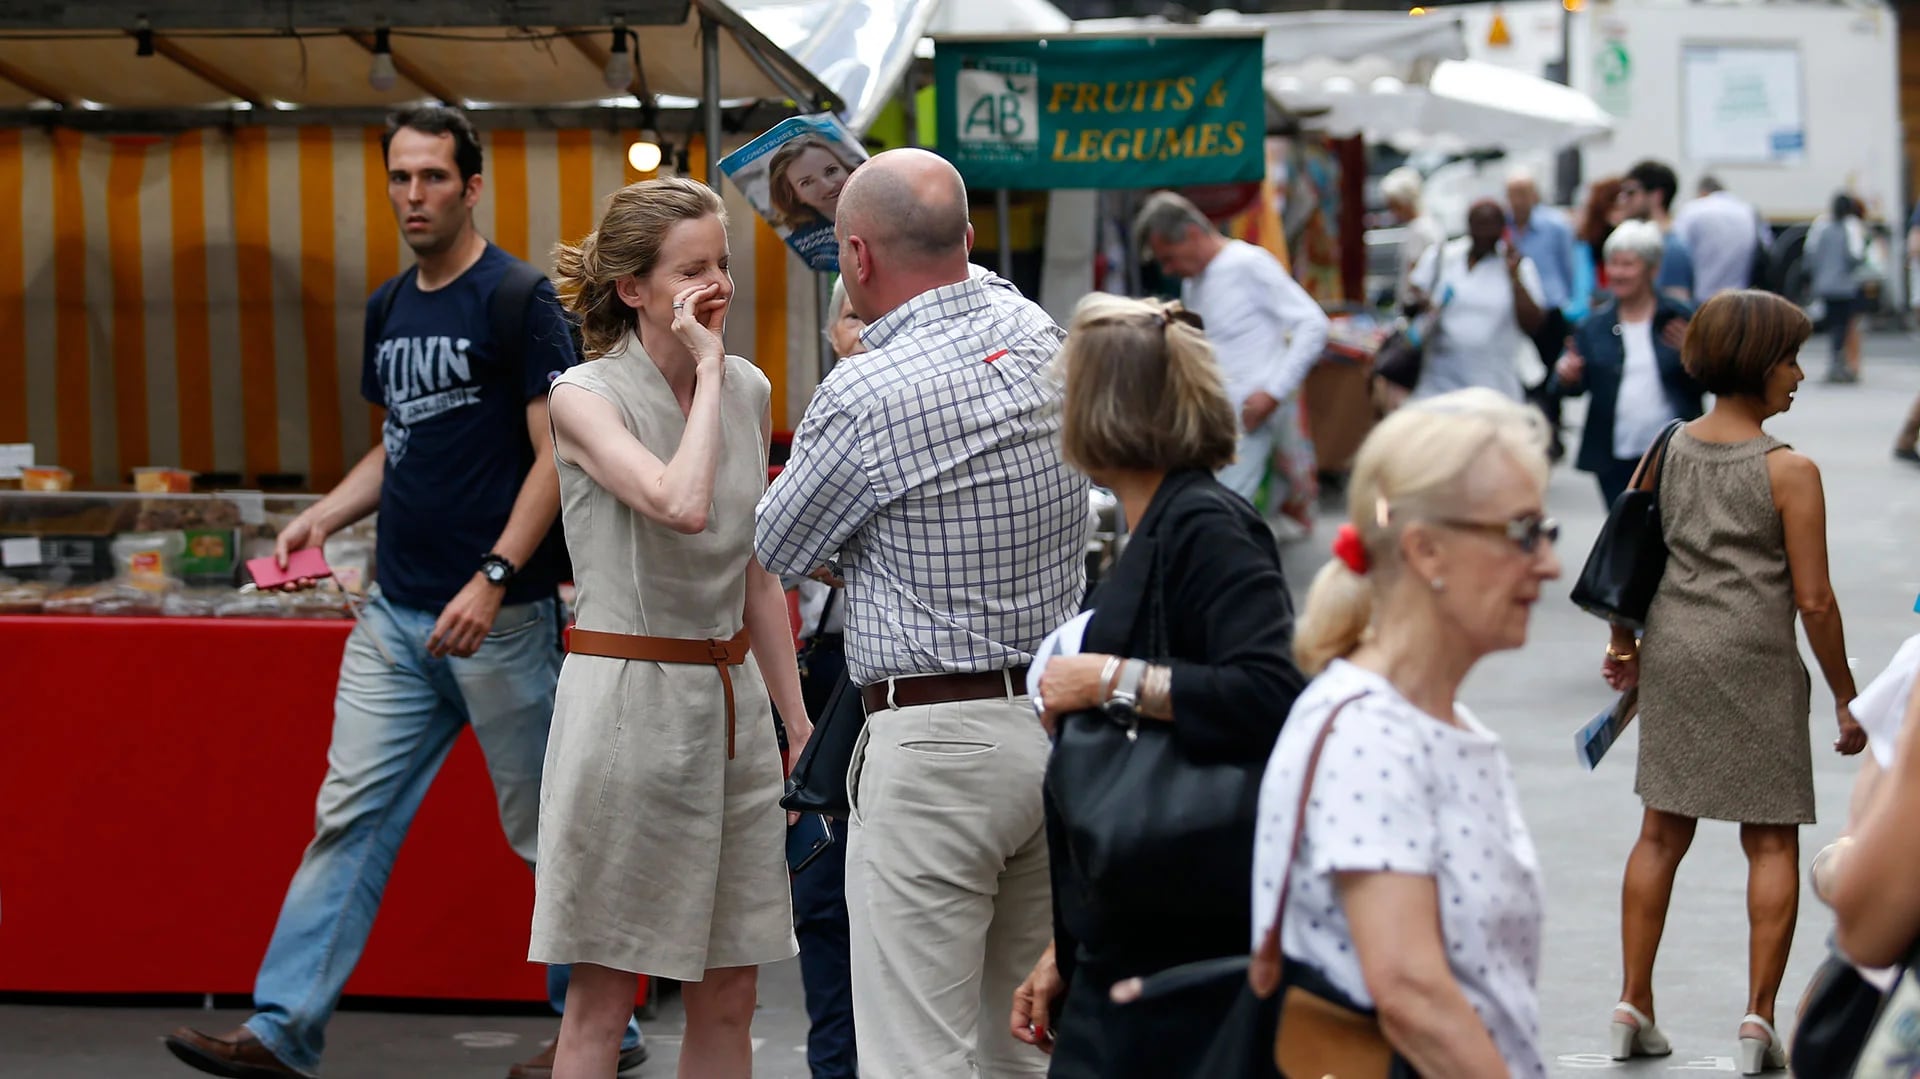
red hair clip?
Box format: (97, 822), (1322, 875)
(1332, 523), (1371, 575)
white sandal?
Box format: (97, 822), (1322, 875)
(1609, 1001), (1673, 1059)
(1738, 1014), (1788, 1075)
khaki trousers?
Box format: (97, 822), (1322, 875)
(845, 689), (1053, 1079)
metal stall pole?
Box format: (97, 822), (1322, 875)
(702, 14), (723, 190)
(816, 272), (834, 381)
(995, 188), (1013, 278)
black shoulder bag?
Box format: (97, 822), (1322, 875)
(780, 591), (865, 819)
(1373, 246), (1449, 391)
(1570, 419), (1684, 630)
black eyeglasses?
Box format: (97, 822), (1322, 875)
(1437, 513), (1561, 554)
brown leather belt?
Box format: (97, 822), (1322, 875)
(860, 667), (1030, 714)
(568, 627), (752, 759)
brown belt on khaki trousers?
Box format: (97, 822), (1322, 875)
(567, 627), (752, 759)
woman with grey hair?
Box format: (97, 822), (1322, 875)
(1382, 166), (1446, 309)
(1554, 219), (1705, 507)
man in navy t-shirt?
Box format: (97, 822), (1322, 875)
(165, 106), (646, 1079)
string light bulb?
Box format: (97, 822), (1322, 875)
(604, 24), (634, 93)
(369, 27), (398, 92)
(627, 131), (663, 173)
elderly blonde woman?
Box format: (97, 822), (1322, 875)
(1008, 293), (1307, 1078)
(1249, 389), (1561, 1077)
(1382, 166), (1447, 310)
(1553, 220), (1705, 507)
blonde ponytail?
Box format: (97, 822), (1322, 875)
(1295, 558), (1375, 675)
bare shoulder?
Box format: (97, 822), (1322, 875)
(1766, 446), (1820, 485)
(1766, 446), (1823, 506)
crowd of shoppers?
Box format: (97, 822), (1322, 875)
(155, 101), (1915, 1079)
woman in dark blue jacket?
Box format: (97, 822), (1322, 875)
(1553, 220), (1706, 507)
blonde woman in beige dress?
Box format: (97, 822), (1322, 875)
(531, 177), (811, 1079)
(1596, 290), (1865, 1075)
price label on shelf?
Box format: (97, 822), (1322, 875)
(1, 536), (43, 568)
(0, 444), (32, 480)
(226, 491), (267, 526)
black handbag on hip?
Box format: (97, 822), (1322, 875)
(1373, 247), (1449, 391)
(1570, 419), (1684, 630)
(780, 592), (866, 819)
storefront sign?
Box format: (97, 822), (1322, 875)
(933, 35), (1265, 190)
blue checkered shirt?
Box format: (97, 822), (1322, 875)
(755, 266), (1090, 686)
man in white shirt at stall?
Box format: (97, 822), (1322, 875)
(1135, 191), (1329, 511)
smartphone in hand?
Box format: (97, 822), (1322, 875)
(246, 548), (332, 590)
(787, 813), (834, 875)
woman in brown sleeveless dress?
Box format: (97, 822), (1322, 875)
(531, 178), (811, 1079)
(1594, 290), (1866, 1074)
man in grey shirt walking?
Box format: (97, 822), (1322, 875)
(756, 148), (1088, 1078)
(1675, 175), (1771, 298)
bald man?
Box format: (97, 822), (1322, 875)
(757, 149), (1087, 1078)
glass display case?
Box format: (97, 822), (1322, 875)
(0, 490), (374, 618)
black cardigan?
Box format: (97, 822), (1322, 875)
(1048, 468), (1307, 977)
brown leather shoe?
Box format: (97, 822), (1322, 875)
(507, 1038), (650, 1077)
(163, 1026), (310, 1078)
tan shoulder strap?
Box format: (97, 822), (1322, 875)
(1250, 691), (1371, 998)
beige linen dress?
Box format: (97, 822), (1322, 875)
(1637, 429), (1814, 825)
(528, 333), (796, 979)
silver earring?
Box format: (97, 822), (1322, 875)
(1430, 577), (1445, 593)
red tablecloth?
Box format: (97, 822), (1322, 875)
(0, 615), (566, 1002)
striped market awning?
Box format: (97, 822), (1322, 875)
(0, 125), (822, 489)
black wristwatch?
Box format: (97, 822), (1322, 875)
(480, 552), (516, 587)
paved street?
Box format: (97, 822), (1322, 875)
(6, 331), (1920, 1078)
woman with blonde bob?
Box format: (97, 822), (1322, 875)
(1009, 293), (1307, 1077)
(1249, 390), (1560, 1077)
(529, 177), (811, 1079)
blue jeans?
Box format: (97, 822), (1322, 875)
(244, 592), (641, 1074)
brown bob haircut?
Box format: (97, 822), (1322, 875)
(1058, 293), (1237, 475)
(1680, 289), (1813, 397)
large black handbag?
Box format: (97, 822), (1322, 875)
(1044, 534), (1265, 929)
(1570, 419), (1684, 630)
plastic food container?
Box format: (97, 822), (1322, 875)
(133, 467), (195, 494)
(20, 466), (73, 492)
(109, 531), (185, 591)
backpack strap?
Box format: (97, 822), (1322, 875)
(489, 257), (550, 380)
(377, 264), (419, 339)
